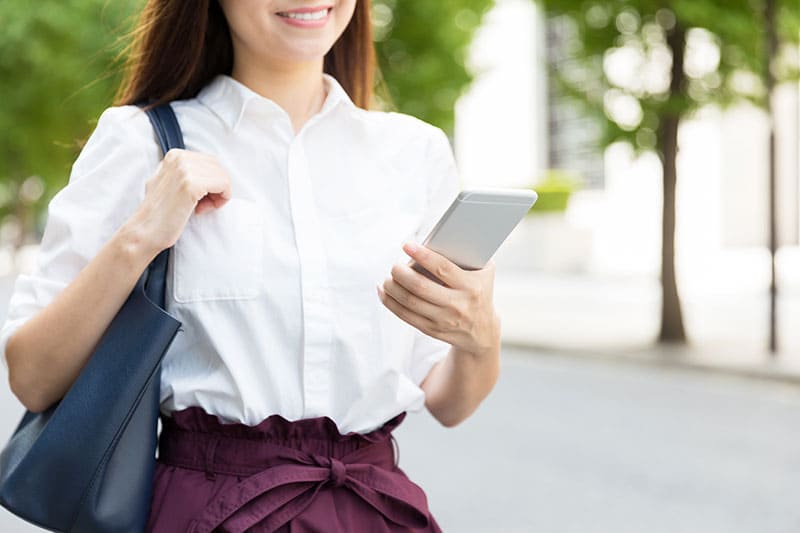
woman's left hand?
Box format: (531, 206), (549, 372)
(376, 241), (501, 358)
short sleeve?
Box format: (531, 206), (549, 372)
(0, 105), (159, 370)
(407, 126), (462, 387)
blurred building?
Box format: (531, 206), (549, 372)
(544, 15), (605, 190)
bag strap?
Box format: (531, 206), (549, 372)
(142, 101), (186, 153)
(134, 100), (185, 308)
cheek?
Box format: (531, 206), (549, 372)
(333, 1), (358, 33)
(223, 3), (274, 46)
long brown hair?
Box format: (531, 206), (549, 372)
(113, 0), (380, 112)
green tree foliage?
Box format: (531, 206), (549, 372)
(539, 0), (800, 152)
(0, 0), (140, 245)
(535, 0), (800, 343)
(372, 0), (494, 135)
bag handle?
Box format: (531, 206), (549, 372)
(134, 100), (186, 309)
(142, 100), (186, 154)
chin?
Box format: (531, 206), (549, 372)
(274, 42), (334, 64)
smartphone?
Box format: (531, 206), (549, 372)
(408, 187), (538, 285)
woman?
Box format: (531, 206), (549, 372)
(0, 0), (502, 531)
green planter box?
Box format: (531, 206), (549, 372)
(527, 170), (581, 216)
(531, 190), (572, 212)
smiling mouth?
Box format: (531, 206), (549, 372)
(276, 7), (333, 21)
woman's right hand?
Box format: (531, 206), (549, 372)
(4, 130), (235, 413)
(130, 148), (233, 256)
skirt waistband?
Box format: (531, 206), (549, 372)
(155, 406), (430, 532)
(157, 406), (406, 476)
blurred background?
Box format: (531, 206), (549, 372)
(1, 0), (799, 531)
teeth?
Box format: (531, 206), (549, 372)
(278, 9), (329, 21)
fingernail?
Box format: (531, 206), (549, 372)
(404, 241), (418, 254)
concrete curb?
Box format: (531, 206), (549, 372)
(501, 340), (800, 386)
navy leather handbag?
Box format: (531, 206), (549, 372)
(0, 101), (185, 532)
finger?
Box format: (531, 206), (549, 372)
(163, 148), (184, 162)
(207, 191), (230, 209)
(390, 262), (453, 307)
(381, 275), (445, 323)
(195, 162), (232, 201)
(377, 284), (440, 338)
(205, 174), (232, 202)
(194, 195), (216, 215)
(402, 242), (466, 290)
(194, 192), (229, 215)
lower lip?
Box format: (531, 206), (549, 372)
(276, 8), (331, 28)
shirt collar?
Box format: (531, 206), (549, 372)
(197, 72), (357, 132)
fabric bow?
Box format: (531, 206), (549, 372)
(185, 442), (431, 532)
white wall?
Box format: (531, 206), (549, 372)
(454, 0), (544, 189)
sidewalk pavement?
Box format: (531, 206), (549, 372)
(493, 268), (800, 384)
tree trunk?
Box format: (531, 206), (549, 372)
(765, 0), (778, 354)
(658, 23), (687, 343)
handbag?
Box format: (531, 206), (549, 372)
(0, 100), (185, 532)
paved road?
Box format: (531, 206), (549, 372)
(394, 348), (800, 533)
(0, 344), (798, 532)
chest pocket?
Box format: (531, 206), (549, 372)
(171, 197), (264, 303)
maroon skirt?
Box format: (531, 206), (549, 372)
(145, 406), (442, 532)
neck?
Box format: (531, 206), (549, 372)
(231, 56), (327, 134)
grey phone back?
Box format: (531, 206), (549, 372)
(418, 187), (538, 272)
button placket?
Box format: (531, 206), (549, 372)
(286, 135), (333, 417)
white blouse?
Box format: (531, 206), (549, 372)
(0, 73), (461, 434)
